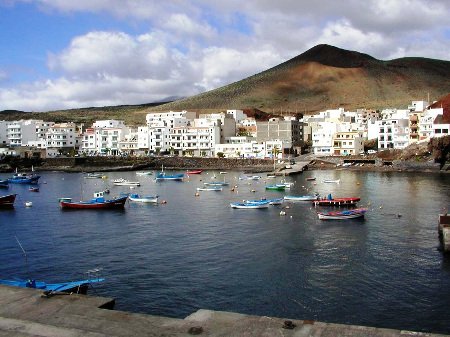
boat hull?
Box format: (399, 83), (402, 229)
(284, 195), (319, 201)
(0, 194), (16, 207)
(129, 195), (158, 203)
(60, 196), (128, 209)
(0, 278), (104, 294)
(230, 202), (270, 209)
(318, 208), (367, 220)
(187, 170), (203, 174)
(313, 197), (360, 207)
(7, 176), (40, 184)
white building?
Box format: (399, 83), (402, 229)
(46, 123), (79, 156)
(312, 122), (338, 156)
(82, 120), (130, 155)
(214, 140), (284, 159)
(419, 107), (443, 140)
(7, 120), (54, 147)
(226, 109), (247, 123)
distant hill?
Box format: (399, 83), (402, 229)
(1, 44), (449, 124)
(151, 44), (450, 114)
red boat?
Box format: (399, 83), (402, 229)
(313, 197), (360, 207)
(59, 193), (128, 210)
(0, 194), (16, 208)
(186, 169), (203, 175)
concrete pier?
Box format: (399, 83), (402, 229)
(272, 161), (310, 176)
(438, 213), (450, 252)
(0, 285), (447, 337)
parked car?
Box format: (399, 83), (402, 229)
(367, 150), (377, 154)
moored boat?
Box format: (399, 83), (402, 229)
(323, 179), (340, 183)
(265, 184), (286, 191)
(155, 172), (185, 181)
(284, 194), (320, 201)
(204, 181), (229, 186)
(0, 180), (9, 188)
(84, 173), (106, 179)
(306, 177), (316, 181)
(317, 208), (367, 220)
(128, 194), (159, 203)
(187, 169), (203, 175)
(247, 198), (284, 205)
(0, 277), (104, 295)
(230, 200), (270, 209)
(112, 178), (140, 186)
(135, 171), (153, 176)
(197, 186), (223, 191)
(29, 187), (39, 192)
(59, 192), (128, 210)
(0, 194), (16, 207)
(7, 172), (40, 184)
(313, 196), (360, 207)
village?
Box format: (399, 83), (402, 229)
(0, 99), (448, 162)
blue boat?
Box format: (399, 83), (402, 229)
(7, 172), (40, 184)
(155, 172), (184, 181)
(0, 180), (8, 188)
(0, 277), (104, 295)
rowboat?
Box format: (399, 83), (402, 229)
(128, 194), (159, 203)
(306, 177), (316, 181)
(113, 178), (140, 186)
(187, 169), (203, 175)
(0, 277), (104, 295)
(265, 184), (286, 191)
(247, 198), (284, 205)
(59, 192), (128, 209)
(313, 197), (360, 207)
(0, 180), (9, 188)
(284, 194), (320, 201)
(7, 172), (40, 184)
(135, 171), (153, 176)
(29, 187), (39, 192)
(204, 181), (229, 186)
(197, 186), (223, 191)
(84, 173), (106, 179)
(323, 179), (340, 183)
(318, 208), (367, 220)
(0, 194), (16, 207)
(230, 200), (270, 209)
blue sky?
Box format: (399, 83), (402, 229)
(0, 0), (449, 112)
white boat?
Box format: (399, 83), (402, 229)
(135, 171), (153, 176)
(197, 186), (223, 191)
(113, 178), (141, 186)
(323, 178), (341, 183)
(230, 201), (270, 209)
(204, 181), (229, 186)
(84, 173), (106, 179)
(128, 194), (158, 203)
(279, 181), (294, 188)
(284, 194), (320, 201)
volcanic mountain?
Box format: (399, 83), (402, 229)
(152, 44), (450, 114)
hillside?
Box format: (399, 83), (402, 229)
(152, 44), (450, 114)
(1, 44), (449, 124)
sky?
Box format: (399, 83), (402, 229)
(0, 0), (449, 112)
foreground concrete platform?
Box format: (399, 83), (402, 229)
(0, 285), (447, 336)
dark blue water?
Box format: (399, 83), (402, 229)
(1, 169), (450, 334)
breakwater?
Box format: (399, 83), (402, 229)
(1, 156), (275, 173)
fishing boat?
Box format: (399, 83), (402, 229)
(0, 194), (16, 207)
(247, 198), (284, 205)
(135, 171), (153, 176)
(187, 169), (203, 175)
(128, 194), (159, 203)
(7, 172), (40, 184)
(84, 173), (106, 179)
(112, 178), (140, 186)
(0, 277), (105, 295)
(313, 196), (360, 207)
(323, 179), (340, 184)
(230, 200), (270, 209)
(265, 184), (286, 191)
(204, 181), (229, 186)
(278, 181), (294, 188)
(197, 186), (223, 191)
(59, 192), (128, 210)
(155, 172), (185, 181)
(284, 194), (320, 201)
(317, 208), (367, 220)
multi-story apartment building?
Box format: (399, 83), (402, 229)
(332, 131), (365, 156)
(312, 122), (338, 156)
(7, 119), (54, 147)
(46, 123), (79, 155)
(419, 107), (444, 140)
(0, 121), (9, 145)
(256, 117), (304, 154)
(81, 120), (129, 155)
(214, 140), (284, 159)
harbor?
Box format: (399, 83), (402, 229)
(0, 285), (448, 337)
(1, 169), (450, 334)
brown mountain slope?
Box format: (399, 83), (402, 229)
(152, 44), (450, 114)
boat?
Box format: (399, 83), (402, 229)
(313, 195), (360, 207)
(59, 192), (128, 210)
(84, 173), (105, 179)
(197, 186), (223, 191)
(265, 184), (286, 191)
(0, 194), (16, 207)
(306, 177), (316, 181)
(323, 179), (340, 183)
(112, 178), (140, 186)
(29, 187), (39, 192)
(219, 171), (227, 175)
(278, 181), (294, 188)
(317, 208), (367, 220)
(7, 172), (40, 184)
(0, 180), (9, 188)
(186, 169), (203, 175)
(0, 277), (104, 295)
(135, 171), (153, 176)
(230, 200), (270, 209)
(155, 172), (185, 181)
(25, 201), (33, 207)
(284, 194), (320, 201)
(247, 198), (284, 205)
(204, 181), (229, 186)
(128, 194), (159, 203)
